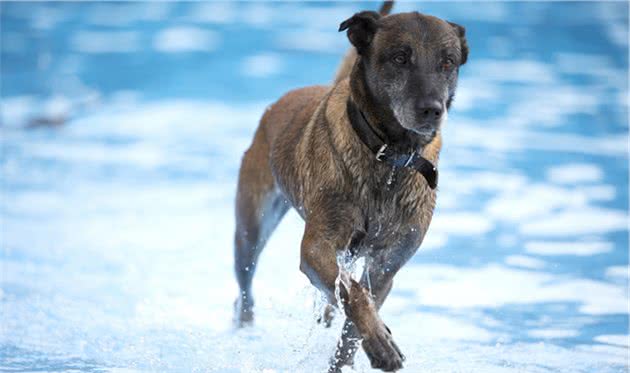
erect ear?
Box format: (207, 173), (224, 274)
(338, 11), (381, 55)
(448, 21), (469, 65)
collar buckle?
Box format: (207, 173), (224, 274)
(404, 151), (416, 167)
(375, 144), (388, 161)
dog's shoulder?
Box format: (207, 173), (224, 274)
(324, 78), (351, 128)
(274, 79), (362, 213)
(263, 85), (331, 128)
(262, 85), (330, 146)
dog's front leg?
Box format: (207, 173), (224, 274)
(331, 276), (394, 372)
(331, 238), (421, 372)
(299, 217), (405, 372)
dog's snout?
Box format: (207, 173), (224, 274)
(418, 100), (443, 120)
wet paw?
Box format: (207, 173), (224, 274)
(233, 296), (254, 328)
(362, 323), (405, 372)
(317, 304), (335, 328)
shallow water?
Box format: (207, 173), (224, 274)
(1, 2), (628, 372)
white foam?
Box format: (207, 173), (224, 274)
(529, 328), (580, 339)
(396, 264), (627, 315)
(0, 95), (35, 127)
(554, 53), (621, 84)
(502, 85), (602, 128)
(594, 334), (629, 347)
(42, 95), (73, 119)
(420, 231), (448, 251)
(453, 77), (501, 111)
(547, 163), (604, 184)
(605, 266), (629, 280)
(468, 59), (555, 84)
(153, 27), (218, 53)
(577, 185), (616, 201)
(387, 309), (494, 342)
(486, 184), (588, 222)
(525, 241), (614, 256)
(68, 99), (265, 140)
(443, 170), (528, 194)
(241, 53), (283, 78)
(520, 207), (628, 236)
(505, 255), (546, 269)
(450, 121), (628, 156)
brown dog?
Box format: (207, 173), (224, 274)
(233, 2), (468, 371)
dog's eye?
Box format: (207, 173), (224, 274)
(392, 53), (408, 65)
(442, 57), (455, 71)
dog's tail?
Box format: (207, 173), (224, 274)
(379, 0), (394, 16)
(333, 1), (394, 84)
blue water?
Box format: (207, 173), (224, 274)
(1, 2), (628, 372)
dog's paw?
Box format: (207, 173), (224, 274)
(317, 304), (335, 328)
(362, 323), (405, 372)
(233, 297), (254, 328)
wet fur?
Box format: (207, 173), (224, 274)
(233, 2), (466, 372)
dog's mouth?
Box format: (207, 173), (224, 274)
(411, 125), (437, 136)
(408, 125), (438, 143)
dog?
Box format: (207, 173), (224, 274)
(233, 2), (468, 371)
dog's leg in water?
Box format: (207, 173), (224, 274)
(317, 303), (336, 328)
(300, 214), (406, 372)
(330, 243), (418, 372)
(330, 274), (394, 371)
(233, 129), (289, 327)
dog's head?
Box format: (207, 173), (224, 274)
(340, 11), (468, 145)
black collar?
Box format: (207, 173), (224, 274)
(346, 99), (438, 189)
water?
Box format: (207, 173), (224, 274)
(1, 2), (628, 372)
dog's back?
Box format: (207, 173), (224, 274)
(259, 86), (328, 148)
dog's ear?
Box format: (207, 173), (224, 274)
(448, 22), (468, 65)
(339, 11), (381, 55)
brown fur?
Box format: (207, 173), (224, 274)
(233, 3), (467, 371)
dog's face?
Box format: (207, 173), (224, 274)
(340, 11), (468, 143)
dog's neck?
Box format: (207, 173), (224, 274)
(346, 98), (438, 189)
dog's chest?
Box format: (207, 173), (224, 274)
(353, 166), (436, 253)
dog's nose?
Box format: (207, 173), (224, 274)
(418, 101), (443, 120)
